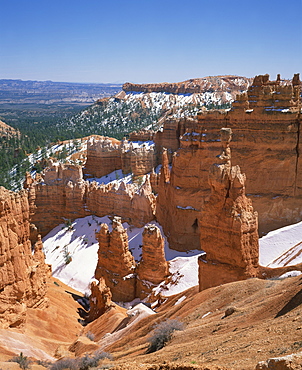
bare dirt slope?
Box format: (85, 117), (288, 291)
(1, 275), (302, 370)
(0, 277), (84, 362)
(99, 275), (302, 370)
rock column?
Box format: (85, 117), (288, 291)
(137, 224), (169, 298)
(198, 128), (259, 291)
(94, 217), (136, 302)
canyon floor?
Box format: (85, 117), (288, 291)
(1, 272), (302, 370)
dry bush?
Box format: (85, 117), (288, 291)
(147, 319), (185, 353)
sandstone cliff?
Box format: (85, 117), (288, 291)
(198, 127), (302, 291)
(0, 186), (48, 328)
(29, 162), (156, 237)
(84, 136), (122, 178)
(123, 75), (252, 97)
(84, 136), (156, 179)
(155, 74), (302, 251)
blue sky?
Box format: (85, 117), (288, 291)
(0, 0), (301, 83)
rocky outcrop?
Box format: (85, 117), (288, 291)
(123, 75), (252, 96)
(88, 277), (113, 322)
(0, 186), (48, 328)
(156, 127), (215, 251)
(84, 136), (122, 178)
(29, 162), (156, 236)
(136, 224), (169, 298)
(198, 127), (302, 290)
(200, 73), (302, 234)
(198, 128), (259, 290)
(94, 217), (136, 302)
(256, 352), (302, 370)
(129, 129), (155, 142)
(156, 74), (302, 251)
(29, 162), (87, 235)
(93, 219), (169, 304)
(0, 120), (20, 139)
(84, 136), (156, 179)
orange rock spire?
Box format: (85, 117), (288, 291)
(137, 224), (169, 298)
(198, 128), (259, 291)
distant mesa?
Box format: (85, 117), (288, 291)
(123, 75), (253, 95)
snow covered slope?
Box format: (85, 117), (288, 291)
(259, 220), (302, 267)
(42, 215), (202, 295)
(43, 216), (302, 299)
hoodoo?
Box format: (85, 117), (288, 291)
(198, 127), (302, 291)
(94, 217), (136, 302)
(136, 224), (169, 298)
(198, 128), (259, 290)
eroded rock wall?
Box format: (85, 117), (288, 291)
(156, 74), (302, 251)
(0, 187), (48, 328)
(123, 75), (252, 95)
(30, 163), (156, 236)
(85, 136), (122, 178)
(84, 136), (156, 179)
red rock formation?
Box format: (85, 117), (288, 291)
(84, 136), (122, 178)
(156, 127), (216, 251)
(84, 136), (156, 179)
(129, 129), (155, 142)
(0, 119), (20, 139)
(29, 162), (87, 235)
(23, 172), (34, 189)
(198, 127), (302, 290)
(198, 128), (259, 291)
(88, 277), (113, 321)
(29, 162), (156, 236)
(0, 187), (48, 328)
(136, 224), (169, 299)
(123, 75), (252, 96)
(156, 74), (302, 251)
(94, 217), (136, 302)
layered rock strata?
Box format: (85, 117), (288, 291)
(84, 136), (122, 178)
(123, 75), (252, 96)
(94, 217), (136, 302)
(198, 127), (302, 290)
(156, 128), (216, 251)
(156, 74), (302, 251)
(93, 220), (168, 303)
(29, 162), (156, 236)
(84, 136), (156, 179)
(199, 73), (302, 234)
(136, 224), (169, 299)
(0, 187), (48, 328)
(198, 128), (259, 290)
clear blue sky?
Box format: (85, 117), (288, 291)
(0, 0), (301, 84)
